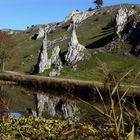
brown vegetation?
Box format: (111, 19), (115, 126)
(0, 31), (16, 72)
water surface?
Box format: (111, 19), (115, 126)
(0, 84), (105, 123)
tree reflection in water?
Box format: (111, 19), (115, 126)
(0, 86), (15, 118)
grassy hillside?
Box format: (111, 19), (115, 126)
(5, 4), (140, 85)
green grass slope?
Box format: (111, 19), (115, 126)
(6, 4), (140, 85)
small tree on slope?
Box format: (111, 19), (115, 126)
(94, 0), (103, 8)
(0, 31), (16, 72)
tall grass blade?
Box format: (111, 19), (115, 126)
(127, 125), (134, 140)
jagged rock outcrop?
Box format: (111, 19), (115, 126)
(64, 7), (112, 25)
(105, 7), (140, 55)
(64, 10), (80, 23)
(49, 46), (63, 77)
(64, 9), (96, 24)
(116, 8), (135, 39)
(50, 46), (62, 66)
(36, 16), (86, 73)
(115, 8), (140, 56)
(65, 17), (85, 64)
(36, 26), (45, 39)
(36, 94), (80, 119)
(36, 35), (51, 73)
(36, 25), (53, 39)
(31, 23), (57, 40)
(36, 33), (63, 74)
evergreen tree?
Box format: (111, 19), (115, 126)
(94, 0), (103, 8)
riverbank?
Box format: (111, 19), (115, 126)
(0, 72), (140, 139)
(0, 71), (102, 102)
(0, 71), (139, 101)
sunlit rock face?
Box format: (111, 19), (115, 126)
(64, 10), (80, 23)
(49, 46), (63, 77)
(65, 17), (85, 65)
(37, 38), (51, 73)
(50, 46), (62, 67)
(36, 31), (63, 74)
(64, 9), (96, 24)
(36, 94), (81, 119)
(36, 25), (52, 40)
(105, 8), (140, 55)
(116, 8), (135, 39)
(31, 24), (57, 40)
(116, 8), (140, 56)
(36, 26), (45, 39)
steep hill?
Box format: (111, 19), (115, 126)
(5, 4), (140, 85)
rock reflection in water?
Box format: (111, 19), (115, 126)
(35, 94), (81, 120)
(0, 85), (84, 120)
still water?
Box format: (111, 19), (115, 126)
(0, 84), (103, 123)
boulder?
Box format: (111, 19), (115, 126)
(49, 69), (61, 77)
(65, 17), (85, 64)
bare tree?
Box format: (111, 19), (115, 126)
(0, 31), (16, 72)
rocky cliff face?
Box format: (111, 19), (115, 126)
(64, 9), (97, 24)
(36, 94), (81, 119)
(34, 5), (140, 77)
(105, 7), (140, 56)
(37, 16), (86, 73)
(116, 8), (135, 39)
(65, 17), (85, 64)
(116, 8), (140, 56)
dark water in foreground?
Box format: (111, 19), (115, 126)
(0, 84), (105, 123)
(1, 84), (140, 125)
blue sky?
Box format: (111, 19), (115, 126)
(0, 0), (139, 30)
